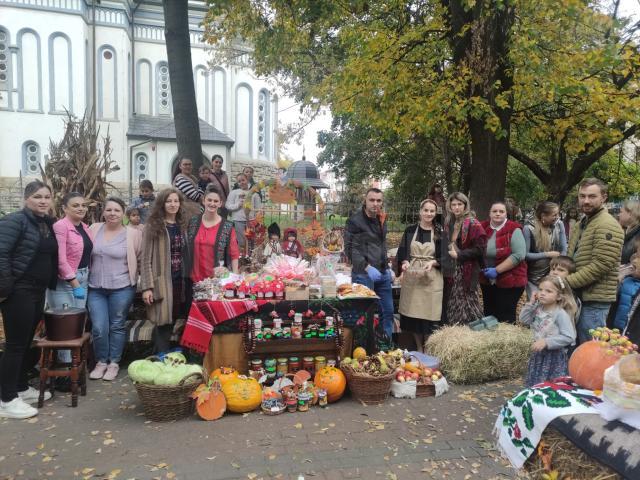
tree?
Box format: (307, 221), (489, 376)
(203, 1), (640, 212)
(163, 0), (202, 170)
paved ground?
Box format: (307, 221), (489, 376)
(0, 376), (529, 480)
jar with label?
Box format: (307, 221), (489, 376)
(314, 356), (327, 372)
(264, 358), (277, 380)
(309, 284), (322, 299)
(310, 324), (318, 338)
(317, 389), (328, 407)
(327, 359), (336, 368)
(318, 327), (326, 338)
(286, 395), (297, 413)
(292, 314), (303, 339)
(288, 357), (300, 373)
(283, 327), (292, 339)
(276, 358), (288, 378)
(297, 391), (311, 412)
(263, 328), (273, 340)
(325, 316), (335, 337)
(273, 317), (282, 330)
(302, 356), (315, 373)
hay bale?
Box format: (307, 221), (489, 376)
(425, 324), (533, 384)
(525, 427), (621, 479)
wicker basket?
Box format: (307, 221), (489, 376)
(133, 360), (204, 422)
(416, 381), (436, 397)
(342, 368), (394, 405)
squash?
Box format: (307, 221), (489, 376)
(209, 366), (239, 387)
(314, 366), (347, 403)
(192, 379), (226, 421)
(222, 375), (262, 413)
(353, 347), (367, 361)
(569, 341), (620, 391)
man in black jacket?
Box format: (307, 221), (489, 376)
(345, 188), (394, 340)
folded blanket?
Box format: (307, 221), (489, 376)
(494, 377), (602, 468)
(180, 299), (268, 353)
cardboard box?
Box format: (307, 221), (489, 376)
(285, 285), (309, 301)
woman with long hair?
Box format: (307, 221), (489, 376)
(184, 186), (240, 301)
(523, 201), (567, 299)
(563, 207), (580, 238)
(480, 201), (528, 324)
(619, 199), (640, 265)
(140, 188), (189, 353)
(0, 181), (58, 418)
(87, 197), (142, 381)
(172, 155), (203, 217)
(443, 192), (487, 325)
(397, 199), (445, 352)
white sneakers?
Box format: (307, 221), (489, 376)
(90, 362), (119, 381)
(18, 386), (52, 404)
(0, 397), (38, 419)
(89, 362), (108, 380)
(102, 363), (119, 381)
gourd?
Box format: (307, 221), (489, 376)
(568, 341), (620, 390)
(221, 375), (262, 413)
(314, 366), (347, 403)
(192, 380), (227, 421)
(209, 366), (239, 387)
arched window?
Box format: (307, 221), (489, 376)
(136, 59), (152, 115)
(17, 29), (42, 112)
(258, 89), (270, 159)
(48, 33), (73, 113)
(156, 61), (171, 116)
(0, 26), (13, 110)
(212, 67), (226, 131)
(235, 83), (253, 157)
(22, 141), (41, 176)
(194, 65), (208, 121)
(97, 45), (117, 120)
(134, 152), (149, 182)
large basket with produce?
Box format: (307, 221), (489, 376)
(129, 355), (205, 422)
(340, 350), (402, 404)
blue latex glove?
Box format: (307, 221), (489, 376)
(72, 286), (86, 299)
(483, 268), (498, 280)
(366, 265), (383, 282)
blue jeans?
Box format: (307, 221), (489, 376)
(46, 267), (89, 310)
(87, 286), (135, 363)
(576, 302), (611, 344)
(353, 269), (395, 340)
(46, 268), (89, 363)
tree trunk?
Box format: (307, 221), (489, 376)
(445, 1), (515, 220)
(163, 1), (203, 170)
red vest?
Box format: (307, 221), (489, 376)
(480, 220), (528, 288)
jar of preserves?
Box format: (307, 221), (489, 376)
(302, 356), (315, 373)
(317, 389), (328, 407)
(276, 358), (288, 378)
(273, 317), (282, 330)
(314, 356), (327, 372)
(327, 359), (336, 368)
(297, 391), (311, 412)
(288, 357), (300, 373)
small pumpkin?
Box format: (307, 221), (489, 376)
(569, 341), (620, 390)
(314, 366), (346, 403)
(222, 375), (262, 413)
(192, 379), (226, 421)
(209, 366), (239, 387)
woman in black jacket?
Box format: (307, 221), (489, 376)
(0, 181), (58, 419)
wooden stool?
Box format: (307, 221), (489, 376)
(36, 333), (90, 407)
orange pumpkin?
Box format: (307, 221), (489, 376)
(569, 341), (620, 390)
(209, 366), (239, 387)
(221, 375), (262, 413)
(192, 380), (226, 421)
(314, 366), (346, 403)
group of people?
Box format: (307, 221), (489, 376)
(345, 179), (637, 389)
(0, 170), (247, 418)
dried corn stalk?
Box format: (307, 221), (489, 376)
(41, 111), (118, 223)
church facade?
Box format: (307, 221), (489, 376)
(0, 0), (279, 195)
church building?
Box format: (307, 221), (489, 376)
(0, 0), (279, 195)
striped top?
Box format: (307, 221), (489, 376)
(173, 174), (203, 203)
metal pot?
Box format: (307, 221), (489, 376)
(44, 306), (86, 341)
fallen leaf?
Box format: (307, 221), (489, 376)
(268, 455), (276, 460)
(423, 438), (433, 444)
(103, 439), (116, 446)
(247, 474), (257, 479)
(107, 469), (121, 479)
(90, 431), (100, 436)
(166, 473), (176, 479)
(294, 423), (303, 429)
(231, 462), (240, 469)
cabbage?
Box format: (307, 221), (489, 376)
(153, 369), (185, 386)
(128, 360), (163, 384)
(164, 352), (187, 366)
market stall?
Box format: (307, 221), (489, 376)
(182, 297), (389, 376)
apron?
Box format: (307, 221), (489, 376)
(399, 226), (444, 321)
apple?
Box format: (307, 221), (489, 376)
(423, 368), (432, 376)
(431, 374), (439, 382)
(410, 372), (419, 380)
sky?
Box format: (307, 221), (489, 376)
(277, 0), (640, 167)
